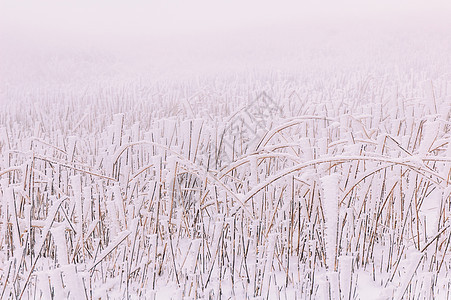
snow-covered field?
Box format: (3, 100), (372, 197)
(1, 1), (451, 299)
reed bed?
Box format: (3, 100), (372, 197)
(0, 73), (451, 299)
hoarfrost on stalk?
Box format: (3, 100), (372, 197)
(321, 173), (340, 271)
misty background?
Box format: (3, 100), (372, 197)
(1, 0), (451, 90)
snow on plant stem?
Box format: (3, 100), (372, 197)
(321, 173), (340, 271)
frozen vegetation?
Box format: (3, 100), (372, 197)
(1, 1), (451, 299)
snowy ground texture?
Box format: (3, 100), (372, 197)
(1, 2), (451, 299)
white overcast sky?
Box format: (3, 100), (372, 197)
(1, 0), (450, 36)
(1, 0), (451, 86)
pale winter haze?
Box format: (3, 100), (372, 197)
(1, 1), (451, 299)
(1, 0), (451, 85)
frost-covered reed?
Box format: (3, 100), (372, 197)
(0, 73), (451, 299)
